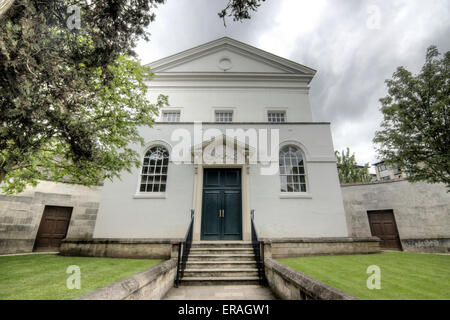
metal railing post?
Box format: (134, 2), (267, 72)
(175, 209), (195, 287)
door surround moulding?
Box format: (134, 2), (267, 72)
(192, 163), (251, 242)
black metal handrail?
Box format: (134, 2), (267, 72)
(251, 210), (266, 285)
(175, 209), (194, 287)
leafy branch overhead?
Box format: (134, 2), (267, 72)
(219, 0), (266, 26)
(373, 46), (450, 189)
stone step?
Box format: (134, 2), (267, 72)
(180, 276), (261, 286)
(191, 241), (253, 249)
(189, 248), (254, 255)
(185, 261), (258, 269)
(188, 254), (256, 262)
(184, 269), (259, 278)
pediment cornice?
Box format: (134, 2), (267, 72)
(148, 37), (316, 79)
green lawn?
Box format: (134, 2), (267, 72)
(0, 254), (163, 300)
(280, 252), (450, 300)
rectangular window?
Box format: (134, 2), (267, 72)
(378, 164), (387, 172)
(162, 111), (181, 122)
(268, 111), (286, 123)
(215, 111), (233, 123)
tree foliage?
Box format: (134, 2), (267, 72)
(335, 148), (372, 184)
(219, 0), (265, 26)
(373, 46), (450, 189)
(0, 0), (168, 193)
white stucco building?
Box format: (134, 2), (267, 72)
(93, 37), (349, 242)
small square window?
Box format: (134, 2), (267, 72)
(268, 111), (286, 123)
(215, 111), (233, 123)
(162, 111), (181, 122)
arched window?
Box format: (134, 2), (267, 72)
(139, 146), (169, 193)
(279, 146), (307, 193)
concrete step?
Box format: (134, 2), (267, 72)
(190, 248), (254, 255)
(188, 254), (256, 262)
(185, 261), (258, 269)
(184, 269), (259, 278)
(180, 276), (261, 286)
(191, 241), (253, 248)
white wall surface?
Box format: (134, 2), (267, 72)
(150, 88), (313, 123)
(164, 49), (288, 73)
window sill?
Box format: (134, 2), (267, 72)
(279, 193), (312, 199)
(133, 193), (167, 199)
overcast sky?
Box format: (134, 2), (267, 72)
(135, 0), (450, 168)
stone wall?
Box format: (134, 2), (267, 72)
(0, 181), (101, 254)
(76, 259), (177, 300)
(265, 258), (357, 300)
(60, 238), (180, 260)
(341, 180), (450, 253)
(263, 237), (380, 259)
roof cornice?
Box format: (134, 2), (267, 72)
(151, 72), (313, 81)
(147, 37), (317, 77)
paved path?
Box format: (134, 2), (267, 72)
(163, 285), (276, 300)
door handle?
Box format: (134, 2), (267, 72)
(222, 209), (225, 218)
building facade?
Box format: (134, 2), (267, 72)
(373, 160), (408, 182)
(1, 38), (383, 258)
(92, 37), (350, 243)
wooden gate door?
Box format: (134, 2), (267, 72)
(367, 210), (402, 250)
(34, 206), (73, 252)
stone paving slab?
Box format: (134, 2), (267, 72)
(163, 285), (277, 300)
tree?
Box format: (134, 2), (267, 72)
(335, 148), (372, 184)
(0, 1), (169, 194)
(0, 1), (267, 194)
(373, 46), (450, 189)
(219, 0), (266, 26)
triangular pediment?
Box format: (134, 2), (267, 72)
(149, 37), (316, 76)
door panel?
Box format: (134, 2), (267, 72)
(34, 206), (73, 252)
(204, 170), (221, 187)
(201, 169), (242, 240)
(367, 210), (402, 250)
(223, 191), (242, 239)
(224, 170), (240, 187)
(202, 191), (222, 239)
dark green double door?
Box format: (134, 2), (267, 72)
(201, 169), (242, 240)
